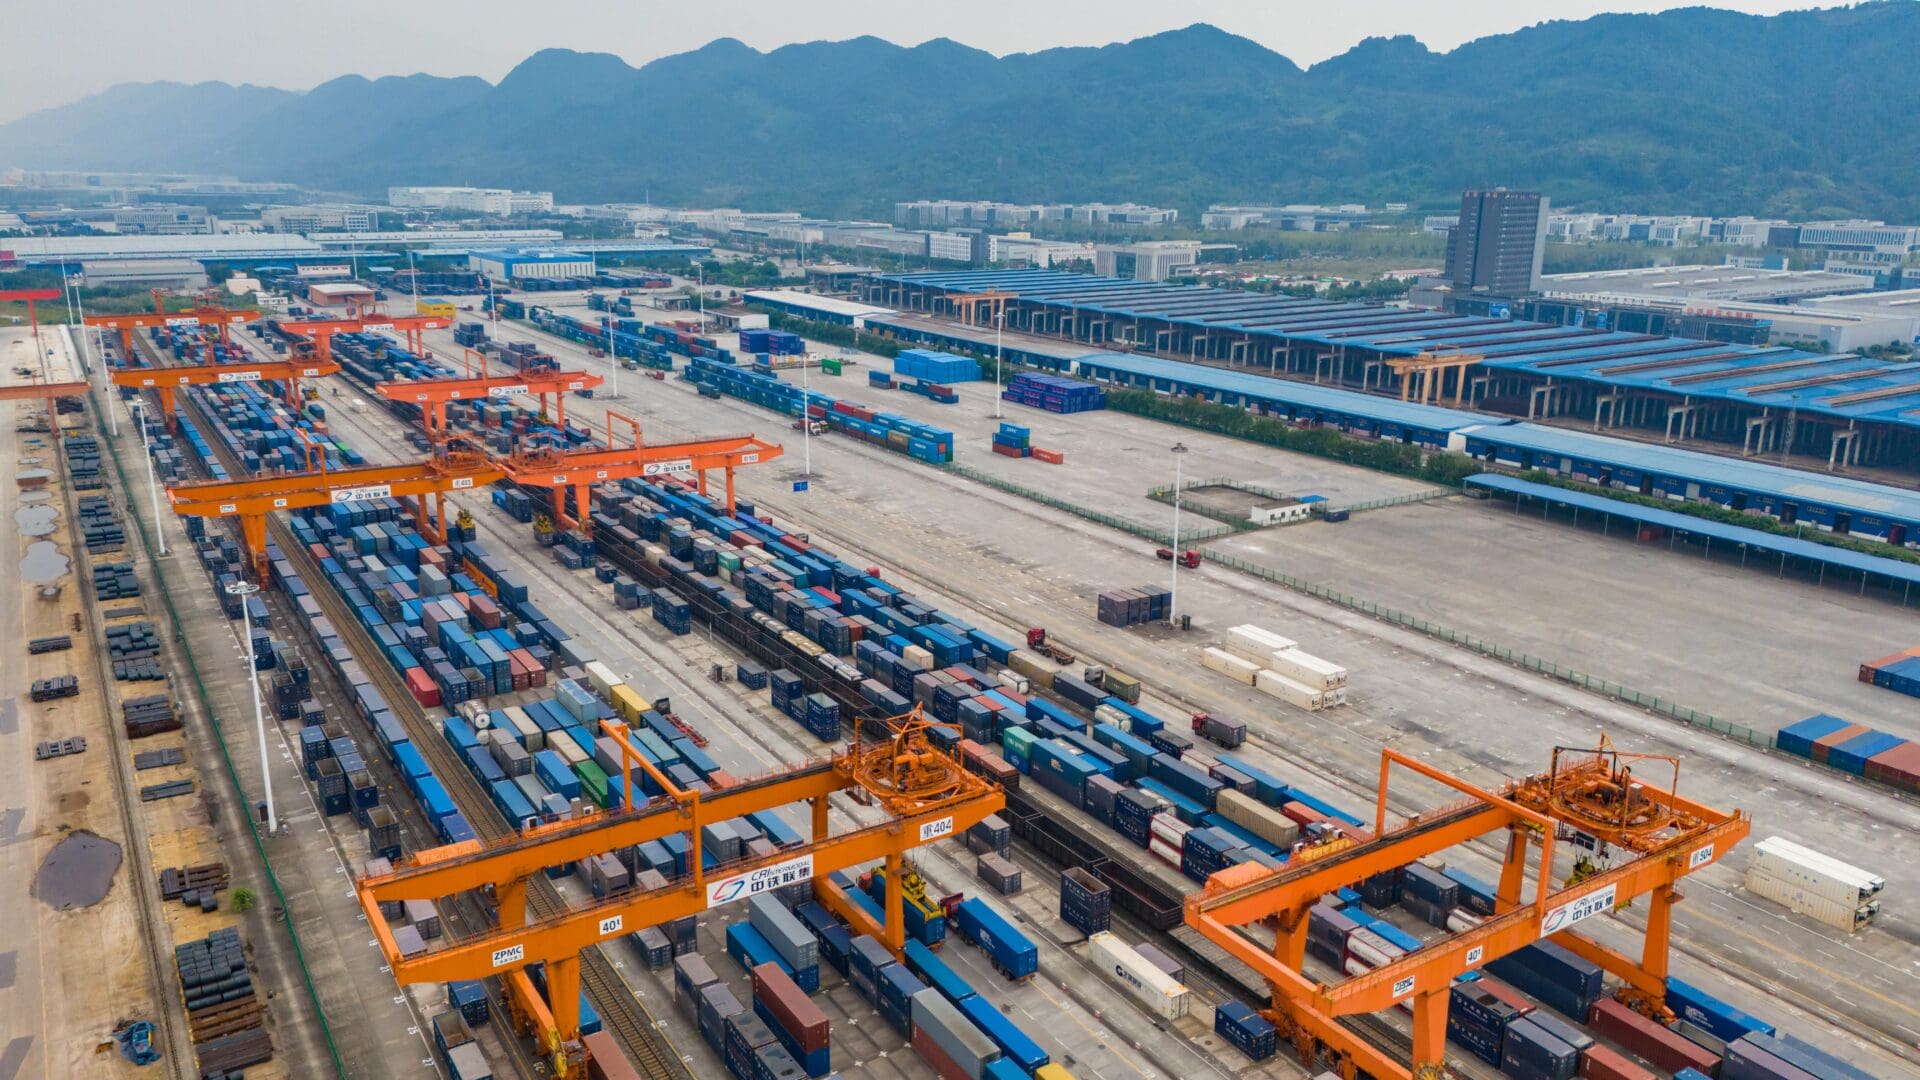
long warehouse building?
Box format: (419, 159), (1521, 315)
(860, 269), (1920, 472)
(847, 304), (1920, 548)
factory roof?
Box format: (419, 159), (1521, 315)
(1467, 422), (1920, 523)
(1465, 473), (1920, 586)
(1803, 288), (1920, 316)
(5, 233), (324, 262)
(869, 268), (1920, 433)
(1538, 264), (1870, 303)
(1071, 350), (1488, 433)
(745, 289), (897, 321)
(470, 248), (591, 264)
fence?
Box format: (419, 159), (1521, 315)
(943, 462), (1234, 546)
(1340, 488), (1455, 514)
(87, 373), (347, 1078)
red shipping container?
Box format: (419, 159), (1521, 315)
(728, 530), (759, 548)
(1477, 977), (1535, 1018)
(1032, 448), (1064, 464)
(508, 655), (531, 691)
(307, 541), (331, 561)
(1860, 645), (1920, 682)
(404, 667), (440, 708)
(1866, 741), (1920, 792)
(996, 688), (1028, 706)
(470, 593), (502, 629)
(1811, 723), (1869, 764)
(751, 963), (828, 1052)
(782, 536), (811, 554)
(1281, 801), (1332, 828)
(990, 442), (1025, 458)
(707, 770), (736, 789)
(451, 591), (474, 614)
(810, 587), (840, 606)
(582, 1030), (641, 1080)
(1580, 1045), (1656, 1080)
(419, 548), (445, 570)
(911, 1023), (969, 1080)
(1587, 998), (1720, 1076)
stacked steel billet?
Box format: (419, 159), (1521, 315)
(1096, 585), (1172, 627)
(106, 621), (165, 680)
(121, 693), (182, 739)
(29, 675), (79, 702)
(28, 635), (73, 654)
(77, 494), (126, 553)
(63, 433), (105, 489)
(91, 561), (141, 599)
(174, 927), (272, 1074)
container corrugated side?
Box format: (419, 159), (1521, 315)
(1088, 932), (1190, 1019)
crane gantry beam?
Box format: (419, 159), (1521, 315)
(358, 709), (1000, 1077)
(110, 358), (338, 428)
(84, 299), (260, 364)
(279, 312), (452, 363)
(374, 368), (603, 442)
(1184, 741), (1749, 1080)
(165, 451), (505, 578)
(500, 411), (782, 530)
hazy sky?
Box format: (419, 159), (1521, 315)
(1, 0), (1845, 124)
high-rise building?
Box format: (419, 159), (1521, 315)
(1446, 189), (1549, 295)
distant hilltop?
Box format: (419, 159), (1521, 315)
(4, 5), (1918, 219)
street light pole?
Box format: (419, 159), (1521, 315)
(801, 353), (813, 484)
(129, 399), (168, 554)
(994, 307), (1005, 420)
(1169, 442), (1188, 626)
(227, 581), (276, 834)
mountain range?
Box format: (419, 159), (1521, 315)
(4, 4), (1918, 220)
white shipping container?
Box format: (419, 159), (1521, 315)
(1445, 908), (1482, 934)
(1345, 928), (1404, 968)
(1745, 865), (1879, 931)
(1094, 703), (1131, 729)
(1225, 624), (1296, 664)
(1089, 932), (1191, 1019)
(1147, 836), (1182, 868)
(584, 660), (623, 699)
(1266, 649), (1348, 691)
(546, 730), (586, 766)
(996, 670), (1031, 695)
(643, 543), (667, 566)
(1750, 836), (1883, 905)
(1217, 789), (1301, 849)
(1254, 668), (1326, 711)
(1202, 647), (1261, 685)
(901, 645), (934, 671)
(1149, 812), (1191, 847)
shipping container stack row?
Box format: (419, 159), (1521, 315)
(1857, 643), (1920, 699)
(685, 356), (955, 465)
(1200, 623), (1349, 712)
(1002, 372), (1104, 414)
(739, 328), (806, 356)
(143, 323), (363, 470)
(987, 422), (1060, 464)
(894, 348), (982, 385)
(530, 308), (676, 370)
(1775, 712), (1920, 796)
(1095, 585), (1173, 628)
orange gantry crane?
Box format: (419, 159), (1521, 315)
(280, 310), (452, 363)
(165, 450), (506, 578)
(0, 287), (63, 347)
(1, 287), (91, 414)
(84, 293), (260, 365)
(358, 708), (1002, 1077)
(500, 410), (782, 531)
(1184, 739), (1750, 1080)
(373, 368), (604, 443)
(109, 357), (339, 428)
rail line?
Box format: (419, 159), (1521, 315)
(133, 329), (686, 1080)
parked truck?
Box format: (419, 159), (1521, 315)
(1192, 712), (1247, 749)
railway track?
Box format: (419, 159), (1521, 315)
(135, 331), (687, 1080)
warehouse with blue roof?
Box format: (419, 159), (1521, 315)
(861, 269), (1920, 473)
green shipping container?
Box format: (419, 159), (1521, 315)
(821, 358), (842, 376)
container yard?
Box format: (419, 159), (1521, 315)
(5, 254), (1919, 1080)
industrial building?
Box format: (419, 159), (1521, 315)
(261, 205), (379, 233)
(1094, 240), (1203, 282)
(743, 289), (896, 328)
(1538, 265), (1868, 305)
(110, 203), (213, 235)
(895, 199), (1178, 228)
(76, 258), (209, 290)
(862, 268), (1920, 471)
(861, 308), (1920, 545)
(987, 233), (1093, 269)
(1803, 288), (1920, 343)
(388, 186), (554, 215)
(468, 248), (595, 280)
(1200, 204), (1373, 231)
(303, 280), (376, 307)
(1446, 188), (1549, 296)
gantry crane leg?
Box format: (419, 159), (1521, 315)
(725, 466), (737, 515)
(1410, 987), (1449, 1078)
(239, 515), (270, 581)
(1498, 824), (1530, 910)
(883, 851), (907, 954)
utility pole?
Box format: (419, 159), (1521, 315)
(994, 306), (1006, 420)
(227, 581), (276, 835)
(1169, 442), (1189, 627)
(128, 399), (168, 554)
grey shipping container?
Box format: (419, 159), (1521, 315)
(976, 853), (1022, 895)
(748, 894), (819, 971)
(910, 988), (1000, 1078)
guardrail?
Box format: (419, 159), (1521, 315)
(943, 463), (1235, 545)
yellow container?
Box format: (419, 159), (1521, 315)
(415, 298), (456, 319)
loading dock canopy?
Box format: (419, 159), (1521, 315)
(1465, 473), (1920, 592)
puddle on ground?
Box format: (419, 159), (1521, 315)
(32, 830), (122, 910)
(18, 491), (51, 503)
(21, 541), (69, 582)
(15, 504), (58, 536)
